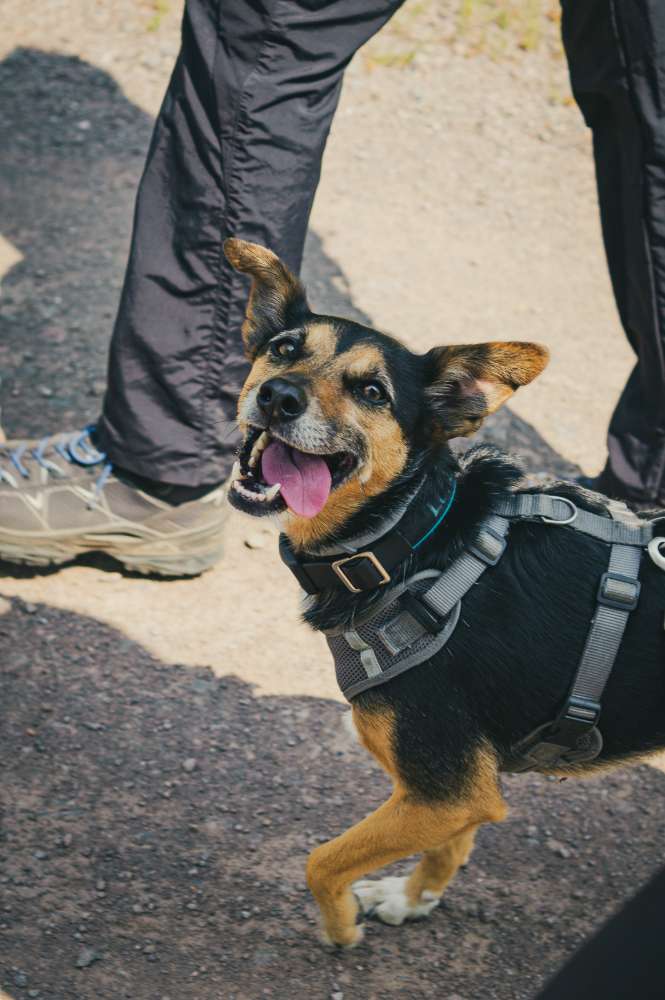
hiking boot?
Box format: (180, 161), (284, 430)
(0, 426), (229, 576)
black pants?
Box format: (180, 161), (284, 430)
(98, 0), (665, 498)
(96, 0), (404, 487)
(562, 0), (665, 502)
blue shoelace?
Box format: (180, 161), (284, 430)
(0, 425), (113, 502)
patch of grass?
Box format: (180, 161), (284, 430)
(362, 0), (563, 73)
(364, 48), (418, 70)
(146, 0), (170, 33)
(457, 0), (562, 56)
(362, 0), (433, 71)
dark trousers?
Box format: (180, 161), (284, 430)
(96, 0), (403, 487)
(98, 0), (665, 498)
(562, 0), (665, 502)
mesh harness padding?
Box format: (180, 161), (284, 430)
(324, 491), (655, 772)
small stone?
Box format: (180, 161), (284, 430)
(24, 603), (38, 614)
(62, 833), (73, 848)
(545, 838), (571, 859)
(28, 991), (40, 998)
(331, 993), (345, 1000)
(42, 324), (67, 344)
(75, 947), (99, 968)
(96, 879), (107, 891)
(14, 973), (28, 987)
(182, 757), (197, 773)
(34, 851), (48, 860)
(241, 910), (251, 919)
(37, 386), (53, 397)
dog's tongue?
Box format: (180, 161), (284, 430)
(261, 440), (331, 518)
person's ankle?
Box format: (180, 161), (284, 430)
(114, 467), (225, 505)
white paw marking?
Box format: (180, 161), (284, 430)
(353, 875), (440, 927)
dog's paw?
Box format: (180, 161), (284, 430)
(353, 876), (439, 926)
(319, 922), (364, 949)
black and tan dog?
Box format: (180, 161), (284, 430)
(224, 238), (665, 948)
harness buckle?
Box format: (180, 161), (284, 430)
(467, 526), (507, 566)
(553, 695), (601, 745)
(597, 571), (641, 611)
(331, 551), (391, 593)
(540, 495), (578, 525)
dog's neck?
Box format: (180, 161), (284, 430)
(303, 475), (429, 558)
(287, 449), (457, 559)
(293, 445), (524, 633)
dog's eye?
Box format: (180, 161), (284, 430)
(357, 381), (388, 405)
(271, 337), (299, 360)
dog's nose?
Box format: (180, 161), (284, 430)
(257, 378), (307, 422)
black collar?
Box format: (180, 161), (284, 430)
(278, 475), (457, 595)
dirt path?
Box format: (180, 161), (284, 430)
(0, 4), (662, 1000)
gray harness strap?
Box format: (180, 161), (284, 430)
(494, 493), (653, 545)
(418, 514), (509, 621)
(326, 490), (653, 773)
(503, 509), (643, 771)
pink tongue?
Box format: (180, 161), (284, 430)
(261, 440), (332, 517)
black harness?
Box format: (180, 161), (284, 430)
(279, 483), (665, 773)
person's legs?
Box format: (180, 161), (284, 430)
(97, 0), (404, 488)
(0, 0), (404, 573)
(562, 0), (665, 503)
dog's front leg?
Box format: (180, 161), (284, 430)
(306, 781), (506, 947)
(353, 825), (481, 927)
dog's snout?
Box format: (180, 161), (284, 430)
(257, 378), (307, 422)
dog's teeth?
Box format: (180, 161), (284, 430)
(249, 431), (271, 468)
(265, 483), (281, 501)
(231, 460), (241, 481)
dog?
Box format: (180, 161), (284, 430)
(223, 238), (665, 948)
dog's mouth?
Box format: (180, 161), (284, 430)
(229, 427), (358, 519)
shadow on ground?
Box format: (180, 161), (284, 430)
(1, 596), (664, 1000)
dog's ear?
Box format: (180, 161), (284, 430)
(424, 341), (549, 439)
(224, 238), (309, 358)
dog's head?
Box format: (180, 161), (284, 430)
(225, 239), (548, 549)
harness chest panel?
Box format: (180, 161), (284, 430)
(326, 573), (461, 700)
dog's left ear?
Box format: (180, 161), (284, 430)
(424, 341), (549, 439)
(224, 238), (309, 359)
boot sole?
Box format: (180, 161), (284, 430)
(0, 524), (226, 577)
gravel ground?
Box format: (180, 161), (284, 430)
(0, 4), (663, 999)
(2, 596), (664, 1000)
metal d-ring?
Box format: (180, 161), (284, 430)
(540, 495), (578, 526)
(648, 536), (665, 571)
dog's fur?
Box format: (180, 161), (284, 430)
(224, 239), (665, 947)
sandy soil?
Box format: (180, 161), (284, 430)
(0, 4), (662, 1000)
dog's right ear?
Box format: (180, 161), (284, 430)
(224, 238), (309, 359)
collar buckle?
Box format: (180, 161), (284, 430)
(331, 551), (391, 593)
